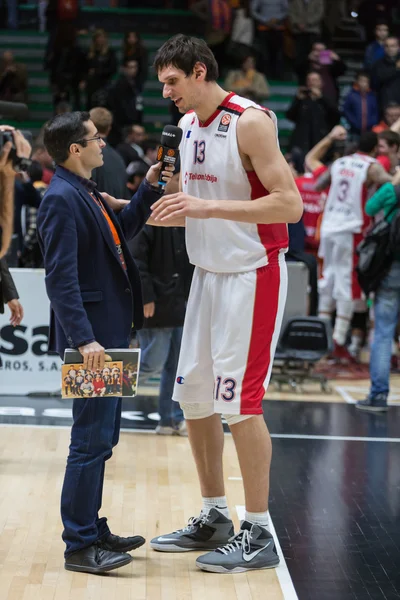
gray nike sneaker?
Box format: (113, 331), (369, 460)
(196, 520), (280, 573)
(150, 508), (234, 552)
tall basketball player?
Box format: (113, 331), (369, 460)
(149, 35), (303, 573)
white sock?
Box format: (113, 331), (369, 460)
(333, 316), (350, 346)
(202, 496), (230, 519)
(244, 510), (269, 529)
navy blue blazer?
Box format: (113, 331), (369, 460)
(37, 166), (162, 356)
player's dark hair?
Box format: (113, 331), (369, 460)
(44, 111), (90, 164)
(153, 34), (219, 82)
(358, 132), (378, 154)
(379, 130), (400, 150)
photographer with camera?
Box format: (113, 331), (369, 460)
(0, 125), (32, 338)
(286, 71), (340, 156)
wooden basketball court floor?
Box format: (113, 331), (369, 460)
(1, 373), (400, 600)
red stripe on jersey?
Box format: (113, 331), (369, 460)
(240, 265), (281, 414)
(247, 170), (288, 265)
(198, 92), (235, 128)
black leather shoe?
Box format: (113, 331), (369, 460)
(97, 532), (146, 553)
(64, 544), (133, 574)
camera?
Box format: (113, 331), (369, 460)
(0, 129), (33, 173)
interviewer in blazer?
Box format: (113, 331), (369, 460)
(37, 112), (172, 575)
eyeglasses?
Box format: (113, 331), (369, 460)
(74, 135), (103, 145)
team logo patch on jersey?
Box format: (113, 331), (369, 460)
(218, 113), (231, 133)
(176, 376), (185, 384)
(186, 130), (192, 138)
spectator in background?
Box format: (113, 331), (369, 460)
(224, 55), (270, 102)
(0, 258), (24, 340)
(0, 50), (27, 103)
(31, 143), (54, 184)
(343, 71), (379, 139)
(372, 102), (400, 133)
(377, 130), (400, 174)
(371, 36), (400, 110)
(126, 161), (148, 195)
(116, 124), (146, 167)
(90, 107), (128, 200)
(85, 29), (117, 109)
(19, 161), (46, 268)
(289, 0), (325, 76)
(55, 101), (72, 115)
(357, 0), (395, 43)
(107, 59), (142, 147)
(356, 174), (400, 412)
(129, 170), (193, 435)
(364, 21), (389, 71)
(286, 148), (318, 315)
(286, 71), (340, 156)
(46, 23), (87, 111)
(298, 42), (346, 105)
(122, 31), (148, 92)
(250, 0), (288, 80)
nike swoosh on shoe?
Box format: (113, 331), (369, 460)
(243, 541), (271, 562)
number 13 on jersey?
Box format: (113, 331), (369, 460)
(193, 140), (206, 164)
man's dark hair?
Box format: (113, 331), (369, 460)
(153, 34), (219, 82)
(358, 131), (378, 154)
(356, 70), (370, 80)
(143, 138), (158, 154)
(385, 102), (400, 111)
(379, 130), (400, 150)
(43, 111), (90, 164)
(123, 57), (138, 68)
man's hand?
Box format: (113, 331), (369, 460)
(296, 87), (307, 100)
(310, 87), (322, 99)
(7, 299), (23, 326)
(151, 192), (211, 222)
(144, 302), (155, 318)
(330, 51), (340, 61)
(0, 127), (32, 177)
(145, 162), (175, 188)
(101, 191), (129, 212)
(78, 341), (105, 370)
(328, 125), (347, 141)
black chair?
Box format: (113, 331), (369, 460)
(272, 317), (333, 393)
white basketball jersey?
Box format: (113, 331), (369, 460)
(179, 93), (288, 273)
(320, 153), (376, 237)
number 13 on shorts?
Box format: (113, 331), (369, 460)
(214, 376), (237, 402)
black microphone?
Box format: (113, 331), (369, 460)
(157, 125), (183, 192)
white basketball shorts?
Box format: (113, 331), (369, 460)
(172, 254), (288, 416)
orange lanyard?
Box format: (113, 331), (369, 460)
(90, 193), (127, 270)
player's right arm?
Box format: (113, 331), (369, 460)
(367, 162), (393, 186)
(305, 125), (347, 172)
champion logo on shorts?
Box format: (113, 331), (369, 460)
(176, 376), (185, 384)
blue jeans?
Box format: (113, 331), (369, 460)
(61, 396), (122, 557)
(137, 327), (184, 426)
(370, 261), (400, 398)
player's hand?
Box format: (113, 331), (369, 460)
(101, 191), (129, 212)
(7, 299), (23, 326)
(143, 302), (155, 318)
(328, 125), (347, 141)
(145, 162), (174, 187)
(78, 341), (105, 370)
(151, 192), (211, 221)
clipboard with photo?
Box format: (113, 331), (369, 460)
(63, 348), (141, 398)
